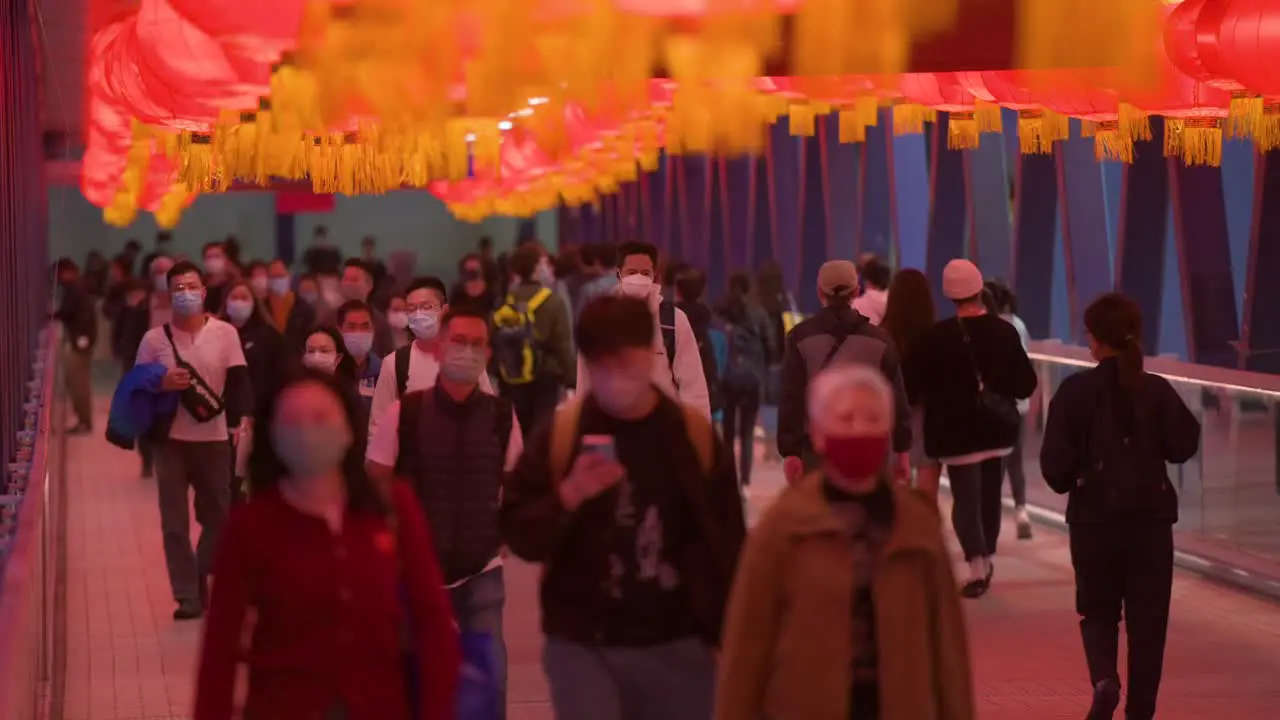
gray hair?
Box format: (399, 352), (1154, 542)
(807, 365), (895, 431)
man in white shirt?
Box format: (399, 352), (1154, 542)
(366, 307), (520, 713)
(368, 276), (494, 439)
(134, 260), (250, 620)
(575, 242), (710, 417)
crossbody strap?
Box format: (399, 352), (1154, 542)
(957, 317), (987, 392)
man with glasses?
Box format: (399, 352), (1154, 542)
(135, 260), (250, 620)
(368, 276), (495, 439)
(366, 307), (521, 718)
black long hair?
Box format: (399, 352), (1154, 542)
(1084, 292), (1144, 392)
(718, 271), (751, 325)
(305, 325), (359, 386)
(881, 268), (936, 361)
(247, 368), (385, 514)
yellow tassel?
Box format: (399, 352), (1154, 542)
(1118, 103), (1152, 144)
(1165, 117), (1223, 167)
(893, 104), (935, 136)
(838, 110), (867, 143)
(854, 96), (879, 128)
(1256, 103), (1280, 153)
(1080, 120), (1099, 138)
(974, 100), (1003, 133)
(1017, 109), (1068, 155)
(947, 112), (981, 150)
(153, 185), (191, 229)
(1226, 93), (1264, 140)
(445, 122), (471, 181)
(180, 133), (218, 192)
(789, 104), (817, 137)
(271, 52), (323, 133)
(1092, 121), (1135, 163)
(1017, 0), (1158, 89)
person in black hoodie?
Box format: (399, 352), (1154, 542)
(904, 259), (1036, 598)
(1040, 293), (1200, 720)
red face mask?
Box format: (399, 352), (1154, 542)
(822, 434), (891, 479)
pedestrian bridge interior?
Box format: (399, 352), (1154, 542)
(6, 1), (1280, 719)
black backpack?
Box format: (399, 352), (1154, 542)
(492, 289), (553, 386)
(723, 317), (765, 381)
(1083, 388), (1171, 507)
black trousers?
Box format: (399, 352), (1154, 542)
(947, 457), (1005, 561)
(721, 375), (761, 486)
(502, 377), (561, 441)
(1069, 521), (1174, 720)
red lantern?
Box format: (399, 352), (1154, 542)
(164, 0), (307, 87)
(957, 70), (1070, 154)
(1164, 0), (1266, 138)
(898, 73), (995, 149)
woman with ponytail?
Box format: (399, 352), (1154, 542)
(1040, 292), (1201, 720)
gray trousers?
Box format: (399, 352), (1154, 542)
(543, 636), (715, 720)
(154, 439), (232, 602)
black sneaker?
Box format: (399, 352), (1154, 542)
(1086, 678), (1121, 720)
(173, 599), (204, 621)
(1017, 521), (1034, 540)
(959, 578), (988, 599)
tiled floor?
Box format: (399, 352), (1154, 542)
(61, 399), (1280, 719)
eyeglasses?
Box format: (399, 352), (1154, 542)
(405, 302), (442, 314)
(171, 281), (204, 293)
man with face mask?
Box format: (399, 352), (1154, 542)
(201, 241), (233, 314)
(262, 259), (315, 351)
(368, 276), (496, 440)
(366, 307), (522, 717)
(337, 299), (382, 413)
(501, 295), (745, 720)
(340, 258), (395, 356)
(134, 260), (251, 620)
(574, 241), (710, 418)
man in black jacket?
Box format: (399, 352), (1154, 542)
(500, 296), (744, 720)
(777, 260), (912, 483)
(54, 258), (98, 433)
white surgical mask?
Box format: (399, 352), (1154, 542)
(388, 310), (409, 330)
(591, 368), (652, 417)
(618, 274), (655, 300)
(408, 310), (440, 340)
(226, 299), (254, 324)
(301, 350), (339, 373)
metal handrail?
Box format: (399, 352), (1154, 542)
(1028, 339), (1280, 398)
(0, 326), (61, 720)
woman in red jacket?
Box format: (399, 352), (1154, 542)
(195, 369), (460, 719)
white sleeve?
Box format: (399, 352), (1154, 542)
(673, 309), (711, 418)
(365, 401), (401, 467)
(135, 328), (160, 365)
(505, 410), (523, 472)
(224, 324), (247, 368)
(368, 357), (399, 440)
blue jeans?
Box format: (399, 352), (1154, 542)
(543, 636), (715, 720)
(450, 566), (507, 716)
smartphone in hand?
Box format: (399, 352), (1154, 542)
(581, 434), (616, 462)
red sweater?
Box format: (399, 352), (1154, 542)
(194, 483), (460, 720)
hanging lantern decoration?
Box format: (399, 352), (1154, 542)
(1164, 0), (1266, 141)
(1017, 0), (1160, 88)
(1124, 61), (1231, 167)
(1037, 70), (1150, 163)
(791, 0), (959, 79)
(898, 73), (999, 149)
(956, 70), (1071, 155)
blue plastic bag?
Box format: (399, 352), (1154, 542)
(456, 631), (502, 720)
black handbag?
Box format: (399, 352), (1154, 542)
(164, 323), (226, 423)
(957, 317), (1020, 432)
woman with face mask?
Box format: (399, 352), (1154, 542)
(715, 365), (975, 720)
(220, 281), (288, 496)
(386, 293), (412, 350)
(194, 370), (460, 720)
(302, 327), (361, 403)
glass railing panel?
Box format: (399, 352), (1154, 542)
(1020, 342), (1280, 575)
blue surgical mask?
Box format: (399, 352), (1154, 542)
(153, 275), (168, 293)
(342, 331), (374, 360)
(172, 290), (204, 316)
(408, 310), (440, 340)
(440, 343), (486, 383)
(226, 299), (254, 324)
(271, 422), (350, 477)
(268, 277), (291, 296)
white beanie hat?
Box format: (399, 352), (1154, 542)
(942, 259), (984, 300)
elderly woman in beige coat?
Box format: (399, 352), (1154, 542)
(715, 366), (974, 720)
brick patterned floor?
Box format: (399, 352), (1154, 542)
(62, 402), (1280, 719)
